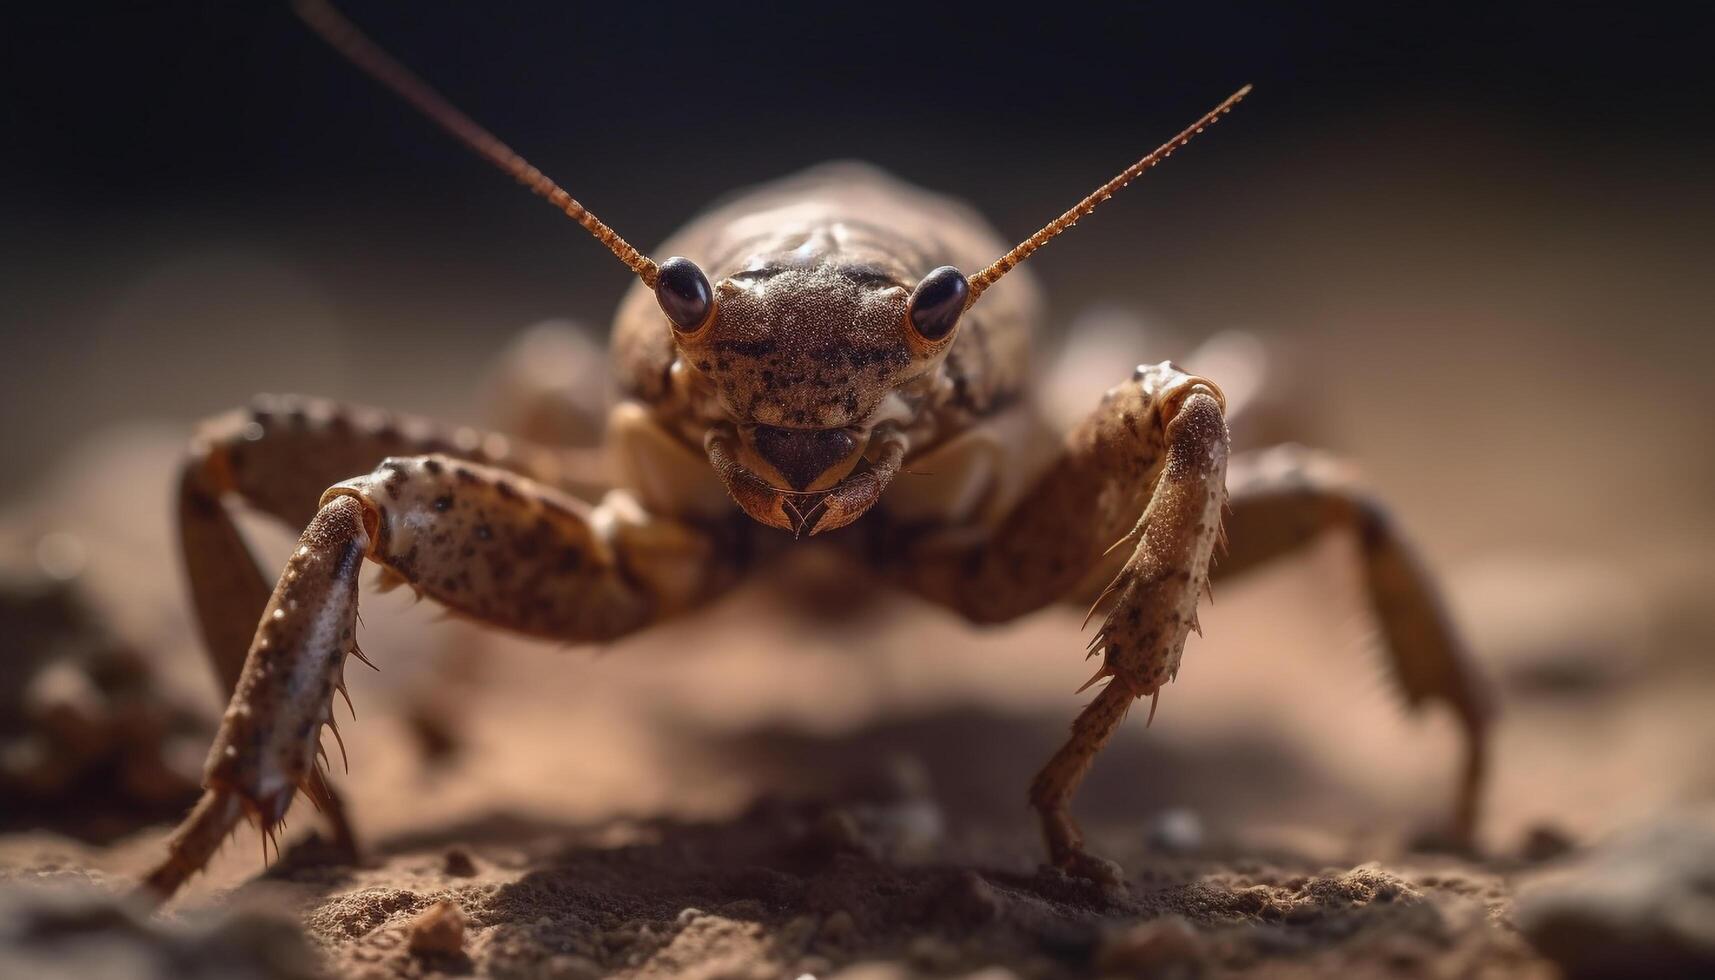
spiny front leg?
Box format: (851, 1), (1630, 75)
(1034, 379), (1227, 882)
(139, 456), (731, 903)
(900, 362), (1228, 882)
(142, 493), (371, 899)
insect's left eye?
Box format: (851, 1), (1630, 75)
(906, 266), (969, 342)
(655, 256), (715, 334)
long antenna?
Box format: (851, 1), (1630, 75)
(967, 84), (1252, 303)
(294, 0), (659, 287)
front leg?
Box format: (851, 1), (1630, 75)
(901, 362), (1228, 882)
(140, 455), (735, 902)
(178, 395), (580, 858)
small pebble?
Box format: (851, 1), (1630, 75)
(407, 898), (466, 957)
(542, 953), (604, 980)
(1146, 808), (1205, 855)
(818, 909), (857, 945)
(936, 871), (1003, 927)
(907, 935), (960, 971)
(443, 848), (477, 877)
(1517, 815), (1715, 978)
(802, 807), (877, 861)
(1521, 824), (1577, 863)
(1096, 916), (1206, 978)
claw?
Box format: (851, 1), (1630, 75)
(781, 495), (828, 539)
(238, 787), (294, 870)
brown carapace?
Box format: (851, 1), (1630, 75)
(137, 0), (1491, 901)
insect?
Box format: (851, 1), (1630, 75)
(138, 1), (1492, 899)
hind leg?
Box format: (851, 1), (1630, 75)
(480, 320), (613, 500)
(1051, 443), (1494, 847)
(1214, 445), (1494, 842)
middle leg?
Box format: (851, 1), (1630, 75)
(1214, 445), (1493, 842)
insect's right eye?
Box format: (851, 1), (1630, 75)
(655, 256), (714, 334)
(906, 266), (970, 343)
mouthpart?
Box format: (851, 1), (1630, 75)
(705, 425), (907, 537)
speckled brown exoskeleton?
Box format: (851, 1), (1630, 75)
(138, 1), (1493, 900)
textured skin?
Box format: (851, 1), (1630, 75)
(332, 457), (658, 640)
(139, 165), (1492, 903)
(174, 394), (556, 868)
(179, 395), (581, 691)
(607, 165), (1045, 537)
(612, 163), (1042, 437)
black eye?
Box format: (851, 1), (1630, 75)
(655, 256), (714, 333)
(906, 266), (969, 342)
